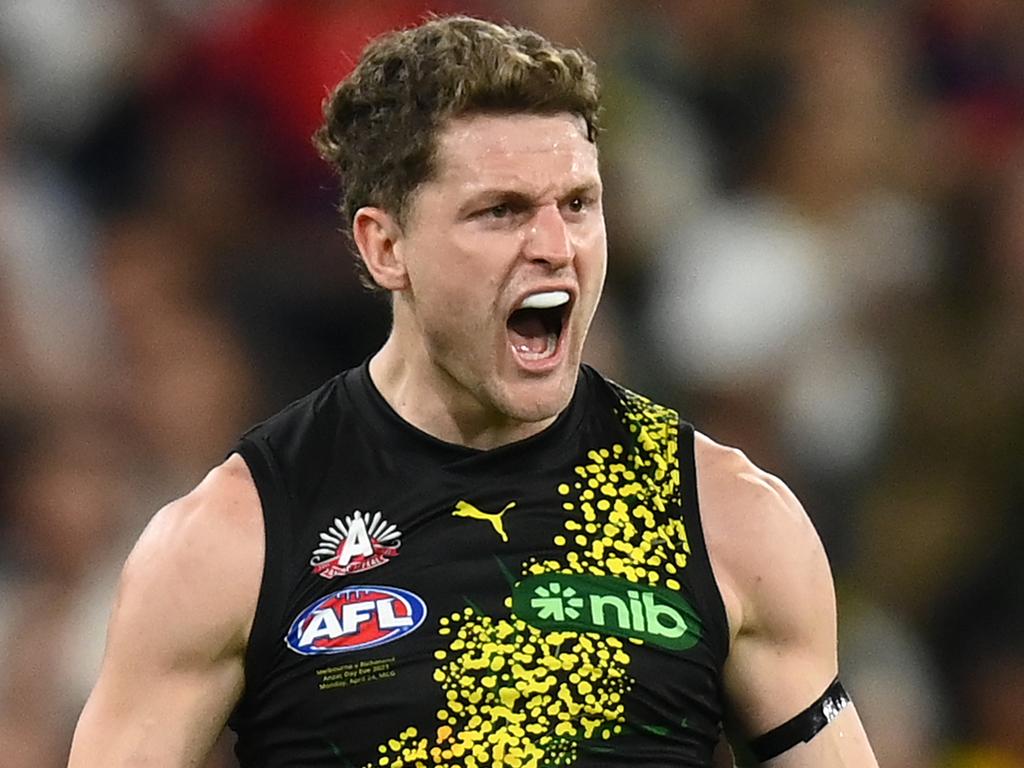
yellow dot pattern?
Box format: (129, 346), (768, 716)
(528, 388), (690, 588)
(371, 608), (631, 767)
(365, 387), (688, 768)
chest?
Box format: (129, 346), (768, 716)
(266, 471), (708, 749)
(234, 407), (726, 767)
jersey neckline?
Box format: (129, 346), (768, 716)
(343, 358), (590, 463)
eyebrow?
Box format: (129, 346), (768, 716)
(457, 190), (531, 217)
(458, 181), (602, 216)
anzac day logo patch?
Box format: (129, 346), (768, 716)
(310, 510), (401, 579)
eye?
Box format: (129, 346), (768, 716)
(488, 204), (511, 219)
(567, 197), (585, 213)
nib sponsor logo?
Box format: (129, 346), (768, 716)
(286, 586), (426, 656)
(310, 510), (401, 579)
(513, 573), (702, 651)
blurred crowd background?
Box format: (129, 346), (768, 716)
(0, 0), (1022, 766)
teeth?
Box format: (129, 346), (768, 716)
(519, 290), (570, 310)
(513, 333), (558, 360)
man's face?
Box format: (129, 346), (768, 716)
(393, 112), (607, 426)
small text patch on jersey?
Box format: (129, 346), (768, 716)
(310, 510), (401, 579)
(286, 586), (427, 656)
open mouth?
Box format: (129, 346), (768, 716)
(506, 290), (571, 362)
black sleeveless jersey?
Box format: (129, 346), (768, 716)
(229, 362), (730, 767)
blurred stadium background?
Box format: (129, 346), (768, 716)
(0, 0), (1022, 765)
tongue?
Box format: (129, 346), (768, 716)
(507, 310), (549, 354)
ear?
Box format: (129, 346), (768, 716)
(352, 206), (409, 291)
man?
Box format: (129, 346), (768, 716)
(69, 15), (879, 768)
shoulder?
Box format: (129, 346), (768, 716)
(693, 432), (834, 644)
(693, 431), (813, 540)
(586, 368), (681, 432)
(243, 375), (345, 447)
(240, 373), (349, 497)
(119, 454), (264, 652)
(133, 454), (262, 562)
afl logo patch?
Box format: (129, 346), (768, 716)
(286, 586), (427, 656)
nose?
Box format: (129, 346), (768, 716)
(523, 203), (573, 269)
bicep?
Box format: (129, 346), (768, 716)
(716, 474), (877, 766)
(69, 460), (261, 766)
(722, 479), (838, 735)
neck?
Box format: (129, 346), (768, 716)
(368, 332), (558, 451)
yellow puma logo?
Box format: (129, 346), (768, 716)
(452, 500), (517, 542)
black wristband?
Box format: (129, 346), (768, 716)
(748, 677), (851, 763)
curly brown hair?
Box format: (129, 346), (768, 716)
(313, 14), (601, 290)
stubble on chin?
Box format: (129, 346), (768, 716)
(497, 370), (578, 427)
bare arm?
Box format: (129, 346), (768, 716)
(696, 434), (879, 767)
(68, 454), (263, 767)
